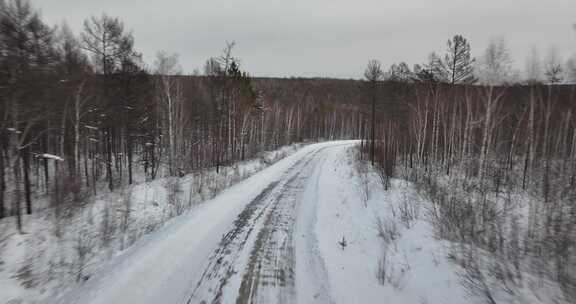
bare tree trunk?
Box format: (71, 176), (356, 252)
(12, 155), (23, 233)
(21, 147), (32, 215)
(166, 77), (175, 175)
(105, 128), (114, 191)
(74, 82), (84, 178)
(0, 144), (4, 219)
(371, 80), (376, 165)
(127, 135), (133, 184)
(478, 87), (494, 183)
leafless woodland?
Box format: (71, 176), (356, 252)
(1, 0), (576, 302)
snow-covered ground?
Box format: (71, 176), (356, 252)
(0, 143), (306, 304)
(51, 142), (348, 304)
(7, 141), (478, 304)
(314, 147), (469, 304)
(10, 141), (539, 304)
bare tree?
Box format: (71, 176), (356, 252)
(524, 47), (543, 84)
(477, 37), (513, 85)
(0, 0), (56, 229)
(56, 22), (90, 179)
(544, 47), (564, 84)
(81, 14), (134, 190)
(154, 51), (184, 176)
(441, 35), (477, 84)
(387, 62), (413, 82)
(81, 15), (133, 76)
(364, 59), (383, 165)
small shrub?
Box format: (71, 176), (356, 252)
(75, 229), (95, 282)
(376, 216), (400, 247)
(397, 191), (420, 228)
(377, 250), (388, 285)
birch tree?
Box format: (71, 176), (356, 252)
(154, 51), (184, 176)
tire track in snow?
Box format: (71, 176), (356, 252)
(235, 163), (309, 304)
(188, 180), (279, 304)
(186, 148), (323, 304)
(294, 150), (334, 304)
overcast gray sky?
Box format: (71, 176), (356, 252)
(31, 0), (576, 79)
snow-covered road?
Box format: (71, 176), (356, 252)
(55, 141), (352, 304)
(54, 140), (468, 304)
(187, 142), (338, 304)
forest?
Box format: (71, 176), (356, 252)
(0, 1), (363, 230)
(1, 0), (575, 303)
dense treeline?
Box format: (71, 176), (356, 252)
(2, 2), (576, 300)
(0, 0), (362, 231)
(358, 30), (576, 302)
(362, 81), (576, 302)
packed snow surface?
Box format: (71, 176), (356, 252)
(50, 141), (469, 304)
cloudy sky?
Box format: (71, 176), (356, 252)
(31, 0), (576, 79)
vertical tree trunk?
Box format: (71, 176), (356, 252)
(21, 147), (32, 215)
(370, 80), (376, 165)
(13, 156), (23, 233)
(127, 135), (133, 184)
(43, 136), (49, 189)
(106, 129), (114, 191)
(478, 87), (494, 183)
(84, 140), (90, 188)
(166, 77), (174, 175)
(74, 82), (83, 178)
(0, 145), (5, 219)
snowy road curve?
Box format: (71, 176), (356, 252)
(56, 141), (354, 304)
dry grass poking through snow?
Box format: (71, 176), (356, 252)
(355, 145), (572, 304)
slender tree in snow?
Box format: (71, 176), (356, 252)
(440, 35), (477, 84)
(477, 37), (513, 85)
(154, 51), (184, 176)
(364, 59), (383, 165)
